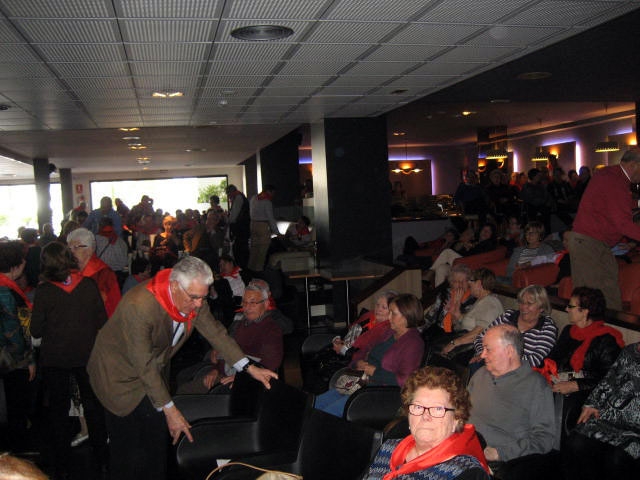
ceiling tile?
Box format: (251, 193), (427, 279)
(278, 61), (350, 76)
(410, 61), (482, 76)
(52, 62), (130, 78)
(289, 43), (372, 61)
(0, 0), (112, 18)
(326, 0), (435, 21)
(267, 75), (334, 87)
(388, 23), (484, 45)
(420, 0), (533, 24)
(14, 19), (119, 43)
(116, 0), (222, 18)
(364, 44), (448, 62)
(467, 26), (565, 46)
(212, 42), (293, 61)
(64, 77), (134, 90)
(134, 77), (199, 90)
(0, 62), (54, 78)
(226, 0), (327, 20)
(434, 45), (520, 63)
(37, 43), (125, 62)
(204, 75), (268, 88)
(120, 19), (216, 42)
(505, 1), (616, 26)
(305, 21), (401, 43)
(130, 61), (203, 76)
(0, 19), (25, 43)
(208, 60), (280, 76)
(345, 61), (422, 76)
(126, 43), (209, 61)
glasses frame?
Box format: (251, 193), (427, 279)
(241, 299), (266, 307)
(408, 404), (455, 418)
(565, 304), (581, 310)
(177, 282), (208, 302)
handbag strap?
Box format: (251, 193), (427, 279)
(205, 461), (302, 480)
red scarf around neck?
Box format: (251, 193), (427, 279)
(82, 254), (109, 278)
(222, 266), (242, 279)
(257, 191), (273, 201)
(49, 272), (83, 294)
(98, 226), (118, 245)
(384, 424), (489, 480)
(145, 268), (196, 330)
(569, 320), (624, 372)
(0, 273), (32, 309)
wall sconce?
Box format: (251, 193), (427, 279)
(392, 162), (423, 175)
(532, 147), (549, 162)
(477, 159), (487, 173)
(483, 148), (508, 160)
(594, 141), (619, 153)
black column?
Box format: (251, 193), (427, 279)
(33, 158), (52, 230)
(259, 129), (302, 209)
(59, 167), (73, 218)
(311, 117), (392, 265)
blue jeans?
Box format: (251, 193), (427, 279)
(314, 388), (349, 417)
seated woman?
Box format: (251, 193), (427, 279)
(428, 223), (498, 287)
(439, 268), (504, 364)
(303, 290), (397, 393)
(472, 284), (557, 369)
(314, 294), (424, 417)
(364, 366), (490, 480)
(503, 221), (555, 281)
(538, 287), (623, 439)
(423, 264), (476, 339)
(563, 343), (640, 480)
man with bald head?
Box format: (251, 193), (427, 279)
(468, 324), (556, 477)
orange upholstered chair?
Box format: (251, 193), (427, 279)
(512, 263), (560, 289)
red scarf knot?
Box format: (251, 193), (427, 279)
(569, 320), (624, 372)
(145, 268), (196, 331)
(384, 424), (489, 480)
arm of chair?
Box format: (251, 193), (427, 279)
(173, 393), (232, 424)
(301, 334), (336, 356)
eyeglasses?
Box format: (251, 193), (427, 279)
(566, 304), (581, 310)
(177, 282), (208, 302)
(408, 404), (455, 418)
(241, 299), (266, 307)
(69, 244), (88, 250)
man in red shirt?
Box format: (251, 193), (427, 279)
(569, 147), (640, 310)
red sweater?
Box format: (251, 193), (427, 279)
(573, 164), (640, 246)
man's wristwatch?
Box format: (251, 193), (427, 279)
(450, 340), (456, 346)
(242, 360), (254, 372)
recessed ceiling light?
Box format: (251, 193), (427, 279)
(152, 90), (184, 98)
(129, 145), (147, 150)
(516, 71), (552, 80)
(122, 136), (140, 141)
(461, 111), (476, 116)
(392, 132), (406, 136)
(218, 99), (228, 106)
(230, 25), (294, 41)
(185, 148), (207, 153)
(118, 127), (140, 132)
(137, 157), (150, 165)
(127, 143), (142, 147)
(490, 99), (511, 104)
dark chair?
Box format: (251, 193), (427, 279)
(174, 373), (309, 480)
(343, 385), (402, 431)
(208, 409), (383, 480)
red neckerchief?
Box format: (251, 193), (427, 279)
(534, 357), (559, 385)
(296, 224), (310, 237)
(257, 191), (273, 201)
(222, 266), (242, 279)
(569, 320), (624, 372)
(98, 226), (118, 245)
(82, 254), (109, 278)
(385, 424), (489, 479)
(228, 190), (242, 202)
(0, 273), (32, 309)
(145, 268), (195, 329)
(49, 272), (83, 294)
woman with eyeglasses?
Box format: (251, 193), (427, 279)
(314, 294), (424, 417)
(364, 366), (490, 480)
(504, 220), (556, 280)
(537, 287), (624, 445)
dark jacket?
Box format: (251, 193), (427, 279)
(548, 325), (622, 392)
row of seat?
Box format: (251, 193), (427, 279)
(173, 372), (386, 480)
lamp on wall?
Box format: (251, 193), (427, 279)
(532, 147), (549, 162)
(594, 141), (619, 153)
(392, 142), (423, 174)
(484, 148), (508, 160)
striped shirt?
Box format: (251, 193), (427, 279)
(473, 309), (558, 368)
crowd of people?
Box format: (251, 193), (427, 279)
(2, 150), (640, 480)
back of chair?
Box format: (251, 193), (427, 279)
(292, 410), (383, 480)
(343, 386), (402, 431)
(618, 262), (640, 304)
(512, 263), (559, 288)
(557, 276), (573, 300)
